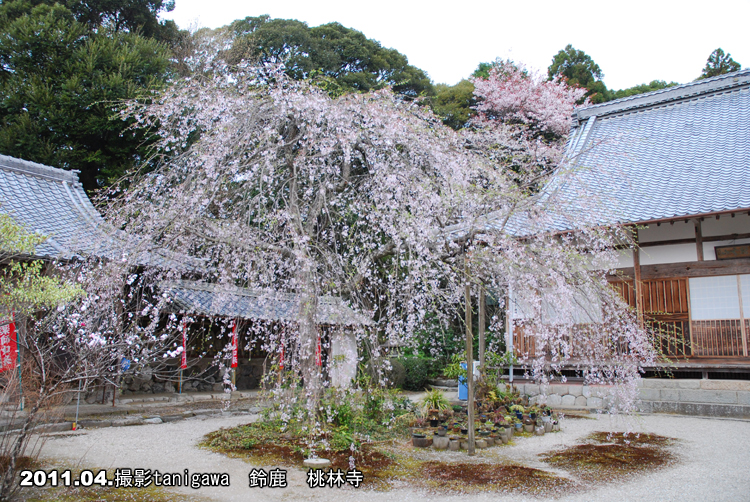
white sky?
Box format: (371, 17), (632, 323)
(162, 0), (750, 90)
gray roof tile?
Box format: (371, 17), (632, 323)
(163, 280), (372, 326)
(0, 155), (201, 270)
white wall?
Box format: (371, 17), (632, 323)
(633, 213), (749, 266)
(330, 330), (358, 388)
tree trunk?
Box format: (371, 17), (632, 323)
(297, 263), (321, 423)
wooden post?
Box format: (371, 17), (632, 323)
(694, 219), (704, 261)
(465, 284), (475, 456)
(632, 228), (644, 328)
(478, 287), (486, 368)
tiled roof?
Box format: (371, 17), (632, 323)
(163, 280), (372, 326)
(447, 69), (750, 239)
(556, 68), (750, 228)
(0, 155), (200, 269)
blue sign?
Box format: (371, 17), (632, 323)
(120, 358), (131, 371)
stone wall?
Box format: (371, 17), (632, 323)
(83, 358), (267, 402)
(637, 379), (750, 418)
(509, 379), (750, 418)
(512, 382), (612, 410)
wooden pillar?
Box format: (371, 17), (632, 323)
(632, 227), (644, 327)
(694, 219), (704, 261)
(465, 284), (475, 456)
(738, 276), (748, 357)
(478, 287), (486, 368)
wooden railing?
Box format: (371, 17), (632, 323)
(691, 319), (747, 357)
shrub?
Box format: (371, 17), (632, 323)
(400, 357), (431, 391)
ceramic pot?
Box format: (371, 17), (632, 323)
(523, 423), (534, 433)
(544, 422), (553, 433)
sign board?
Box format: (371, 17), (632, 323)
(231, 322), (238, 369)
(715, 244), (750, 260)
(120, 358), (131, 371)
(0, 315), (17, 373)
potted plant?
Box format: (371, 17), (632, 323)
(510, 404), (524, 421)
(420, 389), (450, 427)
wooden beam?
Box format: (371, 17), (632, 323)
(635, 232), (750, 248)
(478, 287), (486, 368)
(609, 257), (750, 281)
(694, 219), (704, 261)
(465, 283), (475, 456)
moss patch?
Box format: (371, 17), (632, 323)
(540, 431), (677, 483)
(418, 461), (576, 495)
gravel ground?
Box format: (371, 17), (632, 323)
(31, 412), (750, 502)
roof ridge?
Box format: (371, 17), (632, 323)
(573, 68), (750, 123)
(0, 154), (80, 183)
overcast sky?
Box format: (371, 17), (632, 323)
(162, 0), (750, 90)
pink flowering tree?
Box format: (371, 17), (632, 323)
(472, 59), (587, 137)
(111, 59), (655, 426)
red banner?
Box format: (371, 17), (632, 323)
(279, 344), (285, 370)
(180, 322), (187, 370)
(315, 334), (322, 367)
(0, 314), (17, 373)
(231, 322), (238, 368)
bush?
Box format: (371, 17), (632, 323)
(363, 357), (406, 388)
(400, 357), (432, 391)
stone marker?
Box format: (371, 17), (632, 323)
(303, 458), (331, 469)
(476, 439), (487, 449)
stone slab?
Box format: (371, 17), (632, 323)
(574, 396), (588, 406)
(561, 395), (576, 407)
(701, 380), (750, 392)
(568, 386), (583, 397)
(660, 389), (680, 402)
(639, 388), (661, 401)
(678, 389), (738, 405)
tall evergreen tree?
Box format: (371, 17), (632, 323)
(0, 1), (172, 192)
(698, 48), (741, 80)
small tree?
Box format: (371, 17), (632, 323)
(0, 213), (192, 499)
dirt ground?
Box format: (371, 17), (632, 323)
(26, 412), (750, 502)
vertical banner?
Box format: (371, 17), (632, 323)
(180, 322), (187, 370)
(315, 334), (322, 367)
(231, 321), (238, 369)
(0, 314), (17, 373)
(279, 344), (285, 370)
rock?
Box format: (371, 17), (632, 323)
(163, 382), (175, 394)
(476, 439), (487, 449)
(143, 417), (163, 425)
(152, 383), (165, 394)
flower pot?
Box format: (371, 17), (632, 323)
(515, 412), (523, 420)
(523, 423), (534, 433)
(542, 415), (550, 423)
(544, 422), (553, 433)
(514, 423), (522, 431)
(429, 419), (439, 428)
(437, 427), (447, 437)
(460, 428), (468, 435)
(412, 436), (432, 448)
(535, 426), (544, 436)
